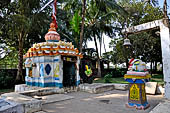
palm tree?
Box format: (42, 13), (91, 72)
(62, 0), (127, 77)
(143, 0), (158, 6)
(83, 0), (127, 77)
(79, 0), (86, 53)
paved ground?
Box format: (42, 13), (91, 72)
(40, 90), (163, 113)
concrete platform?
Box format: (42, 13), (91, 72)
(1, 90), (74, 113)
(0, 83), (166, 113)
(41, 90), (163, 113)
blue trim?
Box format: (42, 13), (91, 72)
(39, 82), (55, 87)
(54, 77), (59, 80)
(26, 81), (29, 85)
(47, 40), (59, 42)
(44, 76), (53, 80)
(55, 83), (63, 88)
(33, 59), (59, 63)
(25, 81), (63, 88)
(128, 101), (149, 108)
(54, 59), (59, 62)
(35, 82), (39, 87)
(125, 78), (150, 83)
(76, 80), (80, 86)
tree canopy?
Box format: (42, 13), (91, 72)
(0, 0), (167, 80)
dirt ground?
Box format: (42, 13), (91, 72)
(41, 90), (163, 113)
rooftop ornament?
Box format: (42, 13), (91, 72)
(45, 23), (60, 42)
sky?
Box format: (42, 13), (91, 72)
(87, 0), (170, 56)
(159, 0), (170, 14)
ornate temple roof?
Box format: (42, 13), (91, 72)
(24, 22), (83, 59)
(23, 40), (83, 58)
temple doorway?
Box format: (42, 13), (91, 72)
(63, 60), (76, 87)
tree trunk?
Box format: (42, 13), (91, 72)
(107, 62), (109, 69)
(103, 35), (106, 53)
(99, 32), (102, 57)
(125, 57), (129, 71)
(16, 32), (24, 83)
(154, 61), (157, 73)
(150, 61), (153, 76)
(93, 33), (101, 77)
(79, 0), (86, 53)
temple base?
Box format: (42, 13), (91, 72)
(126, 83), (150, 110)
(126, 102), (150, 110)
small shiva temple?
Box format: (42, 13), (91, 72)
(124, 58), (151, 110)
(24, 23), (83, 88)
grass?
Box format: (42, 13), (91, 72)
(94, 77), (129, 84)
(93, 74), (164, 85)
(151, 74), (164, 85)
(0, 88), (14, 95)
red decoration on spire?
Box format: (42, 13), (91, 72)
(52, 0), (58, 29)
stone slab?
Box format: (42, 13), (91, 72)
(15, 84), (65, 96)
(149, 100), (170, 113)
(0, 99), (24, 113)
(145, 82), (158, 94)
(35, 94), (74, 104)
(34, 111), (46, 113)
(156, 85), (165, 94)
(79, 83), (115, 94)
(1, 92), (42, 113)
(79, 83), (128, 94)
(113, 84), (128, 90)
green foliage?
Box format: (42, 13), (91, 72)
(108, 68), (126, 77)
(94, 77), (129, 84)
(0, 70), (15, 89)
(0, 89), (14, 94)
(105, 1), (164, 68)
(104, 74), (112, 83)
(70, 10), (82, 34)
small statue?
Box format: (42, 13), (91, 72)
(85, 65), (92, 77)
(128, 58), (147, 72)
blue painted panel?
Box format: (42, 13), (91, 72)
(26, 68), (29, 76)
(45, 64), (51, 75)
(40, 64), (44, 77)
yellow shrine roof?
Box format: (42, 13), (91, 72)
(23, 40), (83, 58)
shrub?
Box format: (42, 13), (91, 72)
(104, 74), (112, 83)
(0, 70), (15, 89)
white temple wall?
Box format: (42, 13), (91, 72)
(59, 55), (63, 84)
(76, 57), (80, 85)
